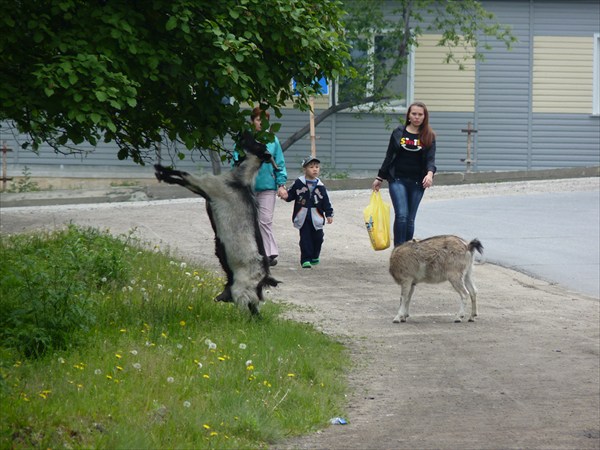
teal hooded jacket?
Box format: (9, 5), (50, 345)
(233, 136), (287, 192)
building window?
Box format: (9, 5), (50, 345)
(593, 33), (600, 116)
(334, 33), (414, 112)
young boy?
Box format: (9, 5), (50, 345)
(284, 156), (334, 268)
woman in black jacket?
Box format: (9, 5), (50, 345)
(372, 101), (436, 247)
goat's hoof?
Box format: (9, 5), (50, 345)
(468, 317), (475, 322)
(454, 318), (463, 323)
(393, 317), (400, 323)
(214, 288), (233, 303)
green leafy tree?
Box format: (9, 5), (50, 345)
(0, 0), (350, 164)
(281, 0), (517, 151)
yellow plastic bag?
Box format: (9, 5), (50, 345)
(363, 191), (391, 251)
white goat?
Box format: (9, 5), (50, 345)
(389, 235), (483, 323)
(154, 132), (279, 316)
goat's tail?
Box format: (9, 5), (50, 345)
(468, 239), (484, 255)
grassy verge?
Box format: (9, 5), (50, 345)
(0, 225), (349, 449)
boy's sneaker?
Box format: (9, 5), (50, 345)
(301, 261), (312, 269)
(311, 258), (320, 265)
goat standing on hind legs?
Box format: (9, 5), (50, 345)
(389, 235), (483, 323)
(154, 132), (279, 317)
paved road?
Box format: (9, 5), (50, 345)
(417, 190), (600, 299)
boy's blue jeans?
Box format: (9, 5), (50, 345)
(388, 177), (425, 247)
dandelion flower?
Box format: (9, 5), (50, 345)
(203, 424), (211, 430)
(287, 373), (296, 377)
(115, 353), (122, 359)
(203, 374), (210, 379)
(179, 320), (186, 327)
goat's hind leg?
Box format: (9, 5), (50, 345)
(448, 276), (470, 323)
(393, 281), (415, 323)
(464, 271), (478, 321)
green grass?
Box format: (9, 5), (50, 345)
(0, 225), (349, 449)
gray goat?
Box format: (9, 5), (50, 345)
(154, 132), (279, 316)
(389, 235), (483, 323)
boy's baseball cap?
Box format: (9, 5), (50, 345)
(302, 155), (321, 167)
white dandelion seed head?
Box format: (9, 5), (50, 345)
(176, 344), (183, 350)
(208, 342), (217, 350)
(194, 275), (200, 281)
(133, 363), (142, 370)
(130, 350), (138, 355)
(130, 279), (136, 285)
(58, 357), (66, 364)
(157, 284), (164, 290)
(183, 401), (191, 408)
(239, 343), (247, 350)
(167, 288), (173, 293)
(197, 362), (203, 369)
(191, 288), (198, 293)
(204, 339), (212, 345)
(180, 262), (187, 269)
(167, 376), (175, 383)
(101, 277), (107, 283)
(245, 360), (253, 367)
(185, 272), (191, 277)
(94, 369), (102, 375)
(127, 286), (134, 292)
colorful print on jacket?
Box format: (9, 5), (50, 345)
(285, 176), (334, 230)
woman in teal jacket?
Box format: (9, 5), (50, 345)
(235, 107), (287, 266)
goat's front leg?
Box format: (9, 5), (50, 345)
(393, 282), (413, 323)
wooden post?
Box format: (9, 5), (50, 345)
(309, 97), (316, 157)
(1, 141), (13, 191)
(460, 122), (478, 173)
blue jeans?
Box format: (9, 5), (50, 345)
(388, 178), (425, 247)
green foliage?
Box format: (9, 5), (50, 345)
(0, 226), (350, 448)
(5, 166), (40, 193)
(0, 0), (350, 163)
(0, 225), (131, 357)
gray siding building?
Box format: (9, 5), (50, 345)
(1, 0), (599, 182)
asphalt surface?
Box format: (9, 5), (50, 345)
(417, 190), (600, 298)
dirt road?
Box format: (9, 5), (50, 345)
(1, 178), (599, 449)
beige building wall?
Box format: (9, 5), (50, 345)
(533, 36), (594, 114)
(413, 34), (475, 112)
